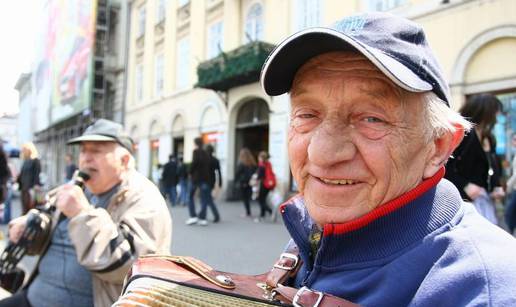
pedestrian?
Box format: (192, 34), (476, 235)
(201, 144), (221, 223)
(255, 151), (274, 222)
(64, 153), (78, 182)
(445, 94), (505, 224)
(259, 12), (516, 305)
(505, 134), (516, 235)
(235, 148), (257, 217)
(1, 119), (172, 306)
(161, 154), (179, 206)
(185, 137), (211, 226)
(177, 154), (189, 206)
(17, 142), (41, 214)
(0, 144), (12, 224)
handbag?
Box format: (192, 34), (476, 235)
(29, 187), (46, 208)
(114, 246), (359, 306)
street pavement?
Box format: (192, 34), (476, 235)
(0, 193), (291, 279)
(169, 199), (291, 275)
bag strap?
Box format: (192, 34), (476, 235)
(265, 244), (359, 307)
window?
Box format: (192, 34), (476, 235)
(207, 21), (224, 59)
(294, 0), (321, 31)
(135, 64), (143, 102)
(176, 37), (190, 89)
(154, 53), (164, 97)
(244, 3), (263, 43)
(367, 0), (406, 11)
(138, 6), (146, 37)
(156, 0), (166, 23)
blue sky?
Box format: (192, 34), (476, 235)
(0, 0), (39, 115)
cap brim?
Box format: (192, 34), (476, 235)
(67, 134), (118, 145)
(261, 28), (432, 96)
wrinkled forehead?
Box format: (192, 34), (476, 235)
(291, 51), (402, 98)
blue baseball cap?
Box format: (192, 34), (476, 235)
(261, 12), (450, 106)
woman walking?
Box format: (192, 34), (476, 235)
(18, 142), (41, 214)
(255, 151), (274, 222)
(235, 148), (257, 217)
(445, 94), (504, 224)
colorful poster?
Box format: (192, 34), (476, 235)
(33, 0), (97, 127)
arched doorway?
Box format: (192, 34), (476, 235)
(171, 114), (185, 158)
(235, 98), (269, 165)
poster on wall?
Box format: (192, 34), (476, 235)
(32, 0), (97, 128)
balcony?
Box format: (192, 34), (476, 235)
(196, 41), (275, 92)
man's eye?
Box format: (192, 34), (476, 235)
(363, 116), (384, 123)
(297, 113), (316, 119)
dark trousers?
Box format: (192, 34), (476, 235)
(20, 190), (33, 215)
(198, 183), (220, 221)
(187, 181), (197, 217)
(258, 186), (272, 218)
(166, 185), (178, 206)
(241, 186), (252, 216)
(0, 290), (32, 307)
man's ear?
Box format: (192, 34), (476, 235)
(121, 152), (130, 168)
(423, 126), (464, 179)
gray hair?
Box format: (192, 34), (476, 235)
(419, 92), (472, 142)
(114, 144), (135, 170)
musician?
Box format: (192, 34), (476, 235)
(2, 119), (172, 307)
(260, 12), (516, 305)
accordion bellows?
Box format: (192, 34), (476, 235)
(114, 277), (281, 307)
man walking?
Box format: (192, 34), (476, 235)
(185, 137), (211, 226)
(161, 154), (179, 206)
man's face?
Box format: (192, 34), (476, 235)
(79, 141), (125, 194)
(288, 51), (435, 225)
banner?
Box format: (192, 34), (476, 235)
(33, 0), (97, 127)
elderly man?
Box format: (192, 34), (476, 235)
(2, 119), (172, 307)
(260, 12), (516, 306)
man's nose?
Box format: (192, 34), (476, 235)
(307, 121), (356, 167)
(79, 152), (92, 164)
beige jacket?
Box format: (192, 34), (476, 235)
(68, 170), (172, 306)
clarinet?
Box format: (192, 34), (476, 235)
(0, 171), (90, 293)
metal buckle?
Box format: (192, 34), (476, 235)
(273, 252), (298, 270)
(293, 286), (323, 307)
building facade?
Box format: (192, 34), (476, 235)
(0, 115), (18, 148)
(15, 73), (33, 146)
(125, 0), (516, 199)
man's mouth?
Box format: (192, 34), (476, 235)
(83, 167), (98, 174)
(319, 177), (358, 185)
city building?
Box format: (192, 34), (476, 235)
(0, 114), (18, 149)
(125, 0), (516, 200)
(14, 73), (33, 146)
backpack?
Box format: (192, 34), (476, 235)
(262, 161), (276, 190)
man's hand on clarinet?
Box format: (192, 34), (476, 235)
(8, 216), (28, 244)
(55, 184), (90, 218)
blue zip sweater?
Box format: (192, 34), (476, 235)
(281, 171), (516, 306)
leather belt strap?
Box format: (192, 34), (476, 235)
(265, 243), (301, 289)
(265, 244), (360, 307)
(273, 284), (359, 307)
